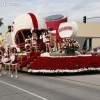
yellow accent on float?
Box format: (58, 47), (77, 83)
(0, 28), (10, 45)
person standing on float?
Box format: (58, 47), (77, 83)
(45, 31), (51, 52)
(28, 35), (32, 47)
(25, 39), (31, 58)
(39, 32), (45, 52)
(28, 35), (32, 43)
(27, 35), (32, 53)
(31, 32), (38, 52)
(42, 32), (46, 52)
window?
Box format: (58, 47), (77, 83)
(83, 38), (92, 50)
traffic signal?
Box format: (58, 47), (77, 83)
(83, 16), (86, 23)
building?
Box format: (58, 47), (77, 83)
(76, 22), (100, 50)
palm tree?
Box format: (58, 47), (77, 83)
(0, 18), (4, 27)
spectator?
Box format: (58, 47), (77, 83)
(80, 49), (86, 54)
(93, 48), (99, 55)
(86, 48), (91, 54)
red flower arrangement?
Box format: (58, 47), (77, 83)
(61, 38), (80, 49)
(61, 38), (80, 55)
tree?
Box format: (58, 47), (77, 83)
(0, 18), (4, 27)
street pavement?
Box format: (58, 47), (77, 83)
(0, 70), (100, 100)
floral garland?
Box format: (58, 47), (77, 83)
(27, 55), (100, 73)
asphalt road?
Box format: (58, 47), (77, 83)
(0, 70), (100, 100)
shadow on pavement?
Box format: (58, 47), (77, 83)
(18, 70), (100, 76)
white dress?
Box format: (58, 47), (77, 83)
(25, 43), (31, 53)
(10, 53), (18, 65)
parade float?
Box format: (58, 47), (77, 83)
(2, 13), (100, 73)
(11, 13), (47, 51)
(27, 21), (100, 73)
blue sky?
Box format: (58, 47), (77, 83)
(0, 0), (100, 34)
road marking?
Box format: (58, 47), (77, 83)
(54, 77), (100, 87)
(0, 80), (48, 100)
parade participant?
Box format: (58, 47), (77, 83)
(10, 48), (18, 78)
(45, 31), (51, 52)
(39, 32), (43, 52)
(3, 47), (11, 75)
(57, 40), (61, 52)
(0, 50), (3, 76)
(0, 41), (2, 50)
(39, 32), (45, 52)
(27, 35), (32, 52)
(0, 41), (5, 55)
(31, 32), (38, 52)
(25, 39), (31, 58)
(0, 41), (2, 47)
(6, 44), (12, 74)
(28, 35), (32, 44)
(42, 32), (46, 52)
(6, 44), (12, 53)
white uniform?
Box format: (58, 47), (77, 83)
(3, 53), (11, 65)
(25, 43), (31, 53)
